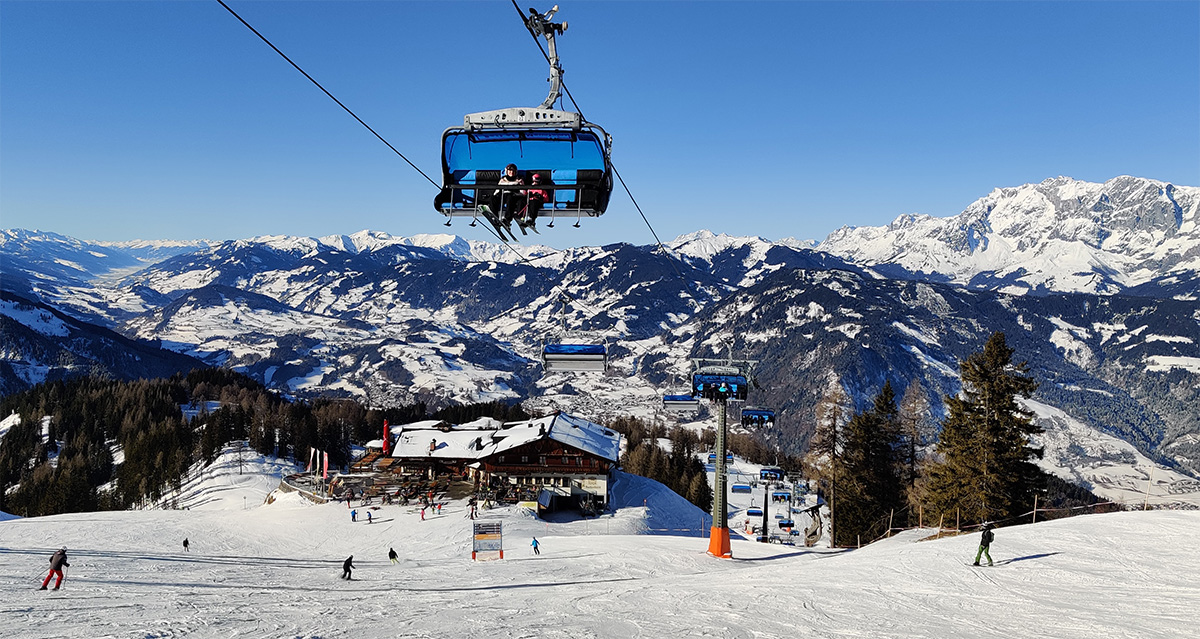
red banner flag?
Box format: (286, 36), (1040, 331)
(322, 450), (329, 480)
(306, 446), (315, 473)
(382, 419), (390, 456)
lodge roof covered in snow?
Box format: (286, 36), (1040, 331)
(388, 413), (621, 462)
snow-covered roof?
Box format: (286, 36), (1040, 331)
(389, 412), (620, 462)
(388, 419), (445, 436)
(544, 413), (622, 462)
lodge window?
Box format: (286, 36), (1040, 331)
(562, 456), (569, 464)
(576, 457), (583, 466)
(499, 455), (505, 463)
(591, 459), (598, 467)
(521, 455), (528, 463)
(540, 455), (547, 466)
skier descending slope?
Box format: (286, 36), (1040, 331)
(39, 547), (69, 590)
(341, 555), (355, 580)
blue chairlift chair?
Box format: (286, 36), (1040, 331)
(663, 394), (700, 416)
(707, 451), (735, 464)
(741, 407), (776, 428)
(542, 342), (607, 372)
(541, 294), (607, 373)
(691, 366), (748, 402)
(434, 6), (613, 233)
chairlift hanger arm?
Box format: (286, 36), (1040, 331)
(521, 4), (568, 109)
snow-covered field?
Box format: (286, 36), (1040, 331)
(1027, 399), (1200, 509)
(1, 451), (1196, 639)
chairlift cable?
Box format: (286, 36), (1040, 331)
(215, 2), (595, 340)
(508, 2), (696, 287)
(215, 0), (438, 188)
(217, 1), (663, 368)
(612, 165), (689, 282)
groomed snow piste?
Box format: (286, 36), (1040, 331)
(1, 450), (1196, 638)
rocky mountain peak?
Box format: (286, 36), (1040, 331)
(819, 176), (1200, 295)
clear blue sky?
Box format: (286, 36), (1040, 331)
(2, 1), (1197, 248)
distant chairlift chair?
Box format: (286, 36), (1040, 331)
(707, 451), (735, 464)
(741, 407), (776, 428)
(663, 394), (701, 416)
(542, 342), (607, 372)
(542, 295), (607, 373)
(691, 366), (749, 402)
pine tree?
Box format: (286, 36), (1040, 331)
(925, 332), (1045, 525)
(834, 382), (904, 546)
(803, 383), (852, 544)
(898, 377), (932, 521)
(687, 469), (712, 513)
(624, 442), (652, 476)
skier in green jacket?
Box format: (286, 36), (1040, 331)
(973, 522), (995, 566)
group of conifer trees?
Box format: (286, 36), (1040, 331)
(0, 370), (423, 517)
(609, 417), (713, 513)
(805, 332), (1059, 546)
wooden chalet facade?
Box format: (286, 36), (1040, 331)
(382, 413), (621, 512)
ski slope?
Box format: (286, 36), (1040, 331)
(0, 451), (1196, 638)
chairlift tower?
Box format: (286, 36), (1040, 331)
(690, 357), (755, 558)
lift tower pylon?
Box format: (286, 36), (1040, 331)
(710, 395), (732, 557)
(691, 358), (754, 558)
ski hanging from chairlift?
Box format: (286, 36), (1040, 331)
(434, 5), (614, 241)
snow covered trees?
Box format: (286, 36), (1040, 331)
(924, 331), (1046, 526)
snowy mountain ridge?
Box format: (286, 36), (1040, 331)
(819, 175), (1200, 295)
(3, 175), (1199, 484)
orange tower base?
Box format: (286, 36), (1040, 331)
(707, 526), (732, 558)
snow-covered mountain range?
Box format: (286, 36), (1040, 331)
(819, 176), (1200, 296)
(2, 176), (1199, 487)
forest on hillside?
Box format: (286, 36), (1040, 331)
(0, 370), (448, 517)
(0, 334), (1108, 530)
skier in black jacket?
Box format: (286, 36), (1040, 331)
(973, 522), (995, 566)
(341, 555), (355, 580)
(39, 547), (70, 590)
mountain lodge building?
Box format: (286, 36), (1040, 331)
(362, 412), (621, 513)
